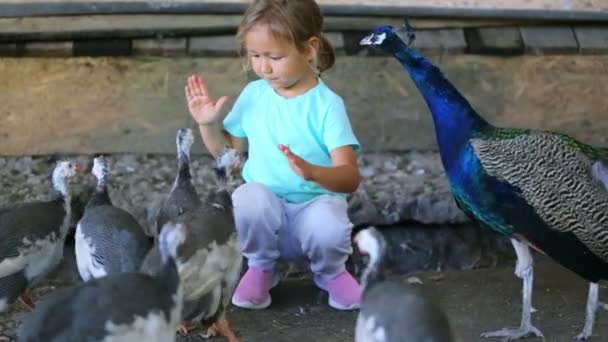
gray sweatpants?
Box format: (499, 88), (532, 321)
(232, 182), (353, 279)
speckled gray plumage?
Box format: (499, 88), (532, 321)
(18, 264), (181, 342)
(471, 131), (608, 262)
(78, 203), (152, 275)
(0, 199), (66, 263)
(156, 128), (201, 236)
(0, 172), (72, 313)
(142, 189), (241, 325)
(358, 283), (453, 342)
(0, 271), (27, 310)
(156, 182), (201, 236)
(176, 190), (235, 260)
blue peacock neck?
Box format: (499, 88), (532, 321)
(391, 42), (488, 169)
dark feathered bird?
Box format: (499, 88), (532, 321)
(155, 128), (201, 237)
(141, 154), (242, 342)
(361, 24), (608, 340)
(75, 156), (151, 281)
(18, 220), (185, 342)
(0, 161), (78, 315)
(354, 227), (453, 342)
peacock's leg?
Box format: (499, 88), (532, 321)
(481, 239), (544, 340)
(575, 282), (607, 340)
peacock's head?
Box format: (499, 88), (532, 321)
(360, 22), (416, 53)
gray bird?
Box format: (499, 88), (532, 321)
(0, 160), (78, 314)
(355, 227), (453, 342)
(75, 156), (151, 281)
(18, 220), (186, 342)
(141, 150), (242, 341)
(155, 128), (201, 237)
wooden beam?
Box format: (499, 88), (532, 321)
(1, 55), (607, 155)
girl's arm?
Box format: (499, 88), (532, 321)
(198, 124), (248, 158)
(186, 75), (248, 157)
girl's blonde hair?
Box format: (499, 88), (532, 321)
(236, 0), (335, 73)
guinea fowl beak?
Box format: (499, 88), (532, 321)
(353, 231), (369, 256)
(76, 163), (89, 175)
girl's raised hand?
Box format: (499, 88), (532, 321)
(185, 75), (229, 126)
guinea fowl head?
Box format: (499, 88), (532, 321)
(176, 128), (194, 159)
(52, 160), (79, 197)
(159, 221), (188, 264)
(359, 23), (416, 54)
(92, 156), (109, 187)
(214, 147), (244, 184)
(354, 226), (388, 289)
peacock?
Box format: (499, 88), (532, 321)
(361, 24), (608, 340)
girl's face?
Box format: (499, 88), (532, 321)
(245, 24), (319, 98)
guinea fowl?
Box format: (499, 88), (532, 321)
(361, 24), (608, 340)
(75, 156), (151, 281)
(354, 226), (453, 342)
(18, 220), (185, 342)
(0, 160), (78, 313)
(141, 149), (242, 342)
(156, 128), (201, 237)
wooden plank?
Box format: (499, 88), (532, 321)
(465, 27), (524, 55)
(0, 14), (528, 42)
(0, 0), (605, 12)
(1, 55), (607, 156)
(410, 29), (467, 53)
(132, 37), (187, 56)
(23, 41), (72, 56)
(521, 26), (579, 55)
(0, 42), (16, 56)
(1, 1), (607, 21)
(575, 26), (608, 54)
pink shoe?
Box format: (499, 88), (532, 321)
(315, 271), (362, 310)
(231, 267), (279, 309)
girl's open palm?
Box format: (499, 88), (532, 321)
(185, 75), (229, 126)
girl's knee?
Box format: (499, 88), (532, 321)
(232, 182), (284, 226)
(232, 183), (272, 204)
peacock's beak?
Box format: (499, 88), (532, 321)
(359, 33), (375, 46)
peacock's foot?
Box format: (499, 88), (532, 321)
(176, 320), (199, 335)
(480, 325), (544, 341)
(575, 330), (593, 340)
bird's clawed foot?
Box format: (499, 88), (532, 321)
(18, 292), (35, 311)
(176, 320), (199, 335)
(575, 331), (593, 340)
(200, 319), (239, 342)
(481, 324), (544, 341)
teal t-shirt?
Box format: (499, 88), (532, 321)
(223, 79), (360, 203)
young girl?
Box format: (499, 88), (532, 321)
(185, 0), (362, 311)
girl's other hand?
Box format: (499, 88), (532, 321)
(278, 144), (315, 181)
(185, 75), (229, 126)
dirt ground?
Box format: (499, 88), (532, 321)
(1, 242), (605, 342)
